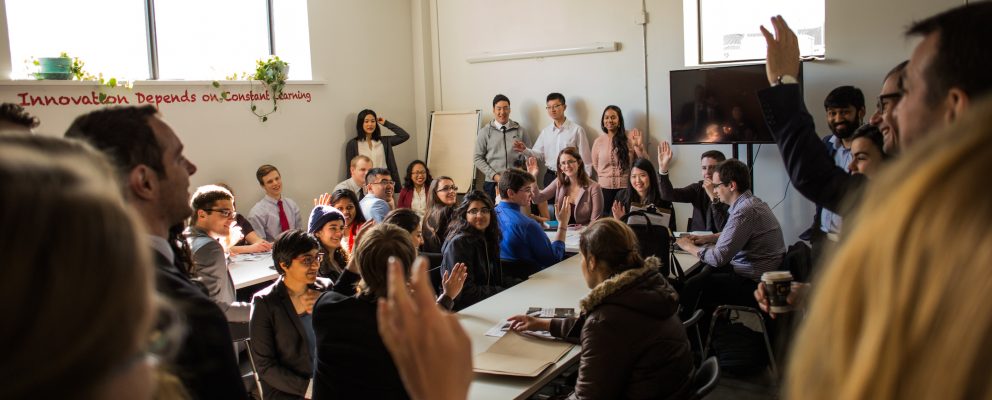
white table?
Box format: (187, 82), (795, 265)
(229, 252), (278, 289)
(460, 251), (702, 399)
(543, 227), (582, 253)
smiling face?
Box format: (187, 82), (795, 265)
(332, 199), (356, 226)
(546, 99), (566, 122)
(847, 137), (884, 178)
(872, 74), (903, 154)
(895, 32), (945, 151)
(410, 163), (427, 187)
(826, 105), (863, 139)
(366, 173), (394, 199)
(466, 200), (491, 232)
(630, 167), (650, 196)
(315, 220), (344, 250)
(260, 170), (282, 198)
(493, 100), (510, 125)
(558, 152), (579, 179)
(281, 249), (320, 285)
(363, 114), (377, 135)
(700, 157), (719, 181)
(199, 199), (235, 237)
(436, 179), (457, 205)
(602, 108), (620, 133)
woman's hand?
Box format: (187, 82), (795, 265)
(526, 156), (540, 178)
(314, 192), (332, 206)
(629, 128), (645, 157)
(611, 200), (625, 220)
(507, 314), (551, 332)
(378, 257), (472, 400)
(441, 263), (468, 300)
(378, 117), (387, 125)
(658, 140), (673, 173)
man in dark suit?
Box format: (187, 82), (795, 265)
(66, 106), (248, 400)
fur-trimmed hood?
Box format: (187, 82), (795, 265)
(579, 257), (680, 320)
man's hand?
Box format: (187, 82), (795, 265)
(702, 178), (717, 201)
(556, 196), (572, 227)
(512, 140), (527, 153)
(658, 140), (674, 173)
(759, 15), (801, 86)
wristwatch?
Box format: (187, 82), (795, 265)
(773, 75), (798, 86)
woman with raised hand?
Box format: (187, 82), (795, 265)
(526, 146), (603, 226)
(508, 218), (693, 399)
(421, 176), (458, 253)
(611, 158), (677, 232)
(441, 191), (508, 310)
(314, 189), (368, 253)
(250, 230), (329, 399)
(398, 160), (432, 216)
(590, 105), (646, 215)
(345, 109), (411, 190)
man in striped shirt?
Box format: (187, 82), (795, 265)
(677, 159), (785, 309)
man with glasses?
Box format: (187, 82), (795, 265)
(250, 164), (303, 241)
(495, 168), (571, 278)
(360, 167), (395, 222)
(514, 92), (592, 199)
(475, 94), (531, 201)
(676, 160), (785, 310)
(189, 184), (252, 323)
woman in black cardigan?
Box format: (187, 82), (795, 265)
(441, 191), (508, 310)
(345, 109), (410, 191)
(249, 230), (328, 400)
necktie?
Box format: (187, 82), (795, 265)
(501, 125), (509, 167)
(277, 200), (290, 232)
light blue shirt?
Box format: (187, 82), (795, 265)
(248, 195), (302, 241)
(359, 193), (390, 223)
(820, 136), (851, 234)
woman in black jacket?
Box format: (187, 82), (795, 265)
(250, 230), (328, 400)
(345, 109), (410, 190)
(611, 157), (678, 232)
(441, 191), (507, 310)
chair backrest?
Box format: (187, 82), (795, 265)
(691, 356), (720, 400)
(682, 308), (704, 330)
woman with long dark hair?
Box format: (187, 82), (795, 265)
(307, 205), (349, 282)
(526, 147), (603, 225)
(611, 158), (677, 231)
(421, 176), (458, 253)
(441, 191), (506, 310)
(345, 109), (410, 191)
(590, 105), (646, 215)
(314, 189), (367, 253)
(397, 160), (432, 216)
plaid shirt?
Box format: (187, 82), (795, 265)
(698, 191), (785, 281)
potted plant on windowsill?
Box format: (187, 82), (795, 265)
(32, 52), (73, 80)
(212, 56), (290, 122)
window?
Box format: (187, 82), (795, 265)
(692, 0), (824, 64)
(5, 0), (312, 80)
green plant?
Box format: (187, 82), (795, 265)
(30, 52), (130, 103)
(211, 56), (290, 122)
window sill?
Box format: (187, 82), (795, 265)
(0, 79), (326, 86)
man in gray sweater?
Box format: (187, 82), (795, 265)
(474, 94), (531, 201)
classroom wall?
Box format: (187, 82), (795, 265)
(426, 0), (961, 242)
(0, 0), (421, 215)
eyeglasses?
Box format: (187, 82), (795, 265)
(545, 104), (564, 111)
(205, 208), (236, 218)
(438, 185), (459, 193)
(371, 180), (395, 186)
(467, 207), (492, 216)
(294, 253), (324, 266)
(411, 171), (427, 176)
(712, 182), (727, 189)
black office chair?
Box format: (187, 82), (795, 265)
(690, 356), (720, 400)
(682, 308), (705, 365)
(703, 305), (778, 377)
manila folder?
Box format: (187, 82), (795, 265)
(473, 331), (573, 377)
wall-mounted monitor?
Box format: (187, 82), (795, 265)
(669, 63), (803, 144)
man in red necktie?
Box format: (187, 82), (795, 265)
(248, 164), (302, 241)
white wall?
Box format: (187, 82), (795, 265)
(428, 0), (962, 242)
(0, 0), (420, 216)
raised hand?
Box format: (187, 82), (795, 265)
(759, 15), (801, 86)
(629, 128), (646, 157)
(611, 200), (625, 220)
(441, 263), (468, 300)
(377, 117), (387, 125)
(526, 156), (540, 178)
(658, 140), (673, 173)
(512, 140), (527, 153)
(314, 192), (332, 206)
(378, 257), (472, 400)
(556, 196), (572, 226)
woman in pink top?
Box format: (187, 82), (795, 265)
(590, 105), (646, 216)
(526, 147), (603, 225)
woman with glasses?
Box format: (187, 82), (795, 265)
(441, 191), (509, 310)
(346, 109), (410, 191)
(591, 105), (646, 216)
(398, 160), (432, 216)
(250, 229), (328, 400)
(611, 158), (678, 232)
(526, 147), (603, 226)
(308, 205), (349, 282)
(422, 176), (459, 253)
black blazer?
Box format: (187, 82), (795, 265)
(153, 251), (247, 400)
(757, 84), (867, 216)
(344, 120), (410, 190)
(250, 277), (330, 400)
(441, 231), (504, 310)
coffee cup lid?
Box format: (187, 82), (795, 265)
(762, 271), (793, 281)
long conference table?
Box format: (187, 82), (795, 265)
(229, 232), (701, 400)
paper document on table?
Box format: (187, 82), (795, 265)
(474, 331), (573, 377)
(526, 307), (576, 318)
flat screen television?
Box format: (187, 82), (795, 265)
(669, 63), (803, 144)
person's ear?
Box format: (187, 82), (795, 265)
(127, 165), (157, 202)
(944, 87), (970, 125)
(857, 107), (866, 122)
(279, 261), (291, 274)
